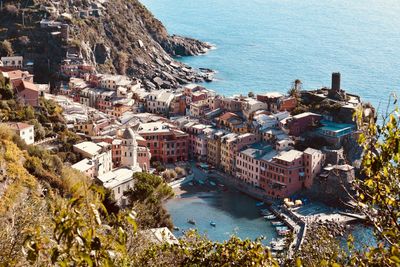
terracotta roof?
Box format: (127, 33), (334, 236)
(218, 112), (240, 121)
(6, 122), (33, 131)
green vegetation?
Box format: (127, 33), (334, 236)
(124, 172), (174, 229)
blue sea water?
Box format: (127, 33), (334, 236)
(141, 0), (400, 111)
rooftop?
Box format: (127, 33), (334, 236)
(6, 122), (33, 131)
(275, 149), (303, 162)
(97, 167), (139, 189)
(240, 143), (274, 160)
(73, 141), (102, 157)
(71, 158), (94, 172)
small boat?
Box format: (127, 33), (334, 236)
(277, 229), (291, 236)
(264, 214), (277, 220)
(187, 219), (196, 225)
(173, 226), (180, 231)
(198, 180), (205, 185)
(271, 221), (285, 226)
(210, 221), (216, 227)
(256, 202), (265, 207)
(276, 226), (289, 231)
(261, 210), (272, 216)
(188, 182), (193, 186)
(209, 181), (217, 186)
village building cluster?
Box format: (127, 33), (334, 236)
(1, 51), (366, 204)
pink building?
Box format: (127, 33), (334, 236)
(303, 148), (325, 188)
(260, 150), (305, 198)
(137, 146), (151, 171)
(259, 148), (324, 198)
(282, 112), (322, 137)
(236, 144), (276, 187)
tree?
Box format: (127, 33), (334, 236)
(349, 97), (400, 266)
(0, 40), (14, 57)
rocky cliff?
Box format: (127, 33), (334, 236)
(0, 0), (212, 88)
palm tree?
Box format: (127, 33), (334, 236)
(288, 79), (302, 98)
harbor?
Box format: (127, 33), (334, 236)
(165, 163), (372, 256)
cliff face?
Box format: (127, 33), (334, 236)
(0, 0), (211, 88)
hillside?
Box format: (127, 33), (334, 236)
(0, 0), (211, 87)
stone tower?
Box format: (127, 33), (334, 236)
(121, 125), (140, 170)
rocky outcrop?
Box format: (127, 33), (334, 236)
(0, 0), (213, 88)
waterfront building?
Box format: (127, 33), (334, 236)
(303, 148), (325, 188)
(260, 149), (305, 198)
(221, 133), (259, 175)
(236, 143), (276, 187)
(6, 122), (35, 145)
(206, 130), (225, 166)
(316, 120), (356, 146)
(280, 112), (322, 136)
(183, 122), (212, 160)
(256, 92), (284, 112)
(138, 121), (189, 164)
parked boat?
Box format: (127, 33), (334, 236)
(198, 180), (205, 185)
(173, 226), (180, 231)
(264, 214), (277, 220)
(187, 219), (196, 225)
(277, 229), (291, 236)
(271, 221), (285, 226)
(256, 202), (264, 207)
(210, 221), (216, 227)
(188, 182), (193, 186)
(276, 226), (289, 231)
(209, 181), (217, 186)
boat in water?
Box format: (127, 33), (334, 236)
(277, 229), (291, 236)
(198, 180), (205, 185)
(275, 226), (289, 231)
(264, 214), (277, 220)
(187, 219), (196, 225)
(256, 202), (265, 207)
(173, 226), (180, 231)
(271, 221), (285, 226)
(210, 221), (216, 227)
(209, 181), (217, 186)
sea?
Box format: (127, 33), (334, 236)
(141, 0), (400, 113)
(141, 0), (385, 246)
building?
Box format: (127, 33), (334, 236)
(236, 143), (275, 187)
(242, 98), (268, 119)
(303, 148), (325, 188)
(0, 56), (23, 69)
(73, 141), (113, 177)
(260, 150), (305, 198)
(120, 127), (142, 171)
(138, 122), (189, 164)
(145, 90), (175, 115)
(206, 130), (225, 166)
(97, 167), (137, 206)
(220, 133), (259, 175)
(71, 158), (95, 179)
(259, 148), (324, 198)
(316, 120), (355, 146)
(281, 112), (322, 136)
(6, 122), (34, 145)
